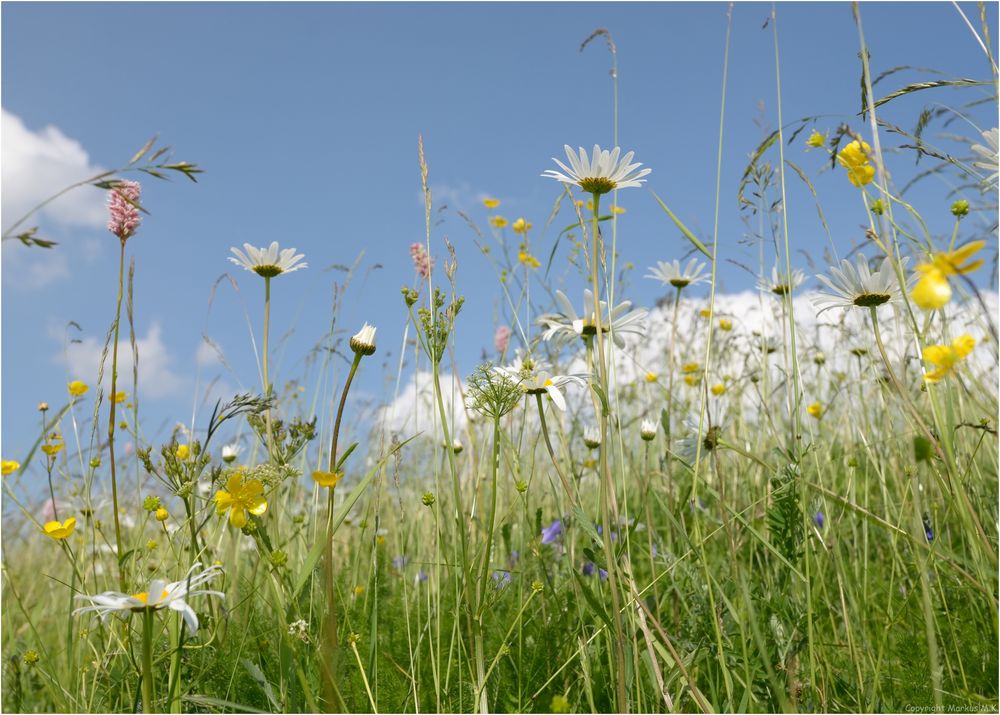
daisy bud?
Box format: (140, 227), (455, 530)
(38, 402), (49, 412)
(221, 444), (241, 464)
(350, 323), (377, 356)
(640, 420), (657, 442)
(583, 427), (602, 449)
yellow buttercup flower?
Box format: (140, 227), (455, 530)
(155, 507), (169, 522)
(612, 205), (626, 215)
(718, 318), (733, 331)
(684, 374), (700, 387)
(681, 362), (700, 374)
(213, 473), (268, 528)
(312, 470), (343, 488)
(518, 251), (541, 269)
(354, 585), (365, 595)
(2, 460), (20, 476)
(806, 130), (826, 148)
(911, 267), (951, 310)
(644, 372), (657, 383)
(807, 401), (823, 419)
(711, 383), (726, 396)
(113, 391), (127, 404)
(927, 240), (985, 276)
(175, 444), (190, 461)
(68, 381), (89, 397)
(41, 434), (65, 457)
(512, 217), (532, 234)
(489, 215), (508, 229)
(923, 335), (975, 383)
(837, 139), (876, 187)
(43, 517), (76, 540)
(482, 198), (500, 209)
(699, 309), (712, 318)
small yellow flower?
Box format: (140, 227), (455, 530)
(354, 585), (365, 596)
(807, 401), (823, 419)
(911, 267), (951, 310)
(68, 381), (89, 397)
(214, 472), (268, 528)
(928, 240), (985, 276)
(41, 434), (65, 457)
(376, 535), (386, 545)
(43, 517), (76, 540)
(113, 391), (127, 404)
(699, 309), (712, 318)
(644, 372), (657, 383)
(2, 460), (20, 476)
(711, 383), (726, 396)
(574, 199), (585, 209)
(489, 215), (508, 229)
(312, 470), (343, 488)
(718, 318), (733, 331)
(154, 507), (169, 522)
(923, 335), (975, 383)
(518, 250), (541, 269)
(837, 139), (876, 187)
(550, 695), (571, 714)
(684, 374), (700, 387)
(175, 444), (190, 461)
(611, 205), (626, 215)
(806, 129), (826, 148)
(681, 362), (700, 374)
(482, 197), (500, 209)
(512, 217), (532, 234)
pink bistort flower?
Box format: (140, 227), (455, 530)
(107, 180), (142, 240)
(494, 325), (511, 354)
(410, 242), (433, 279)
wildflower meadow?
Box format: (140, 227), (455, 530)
(2, 3), (998, 714)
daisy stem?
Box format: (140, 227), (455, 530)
(534, 394), (576, 505)
(320, 351), (363, 712)
(588, 190), (629, 712)
(108, 239), (127, 592)
(140, 609), (155, 714)
(262, 276), (275, 461)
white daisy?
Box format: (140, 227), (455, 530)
(676, 410), (727, 464)
(645, 259), (710, 289)
(757, 265), (806, 297)
(537, 290), (647, 350)
(970, 127), (998, 191)
(542, 145), (651, 195)
(494, 352), (587, 412)
(640, 419), (657, 441)
(221, 443), (242, 464)
(73, 563), (224, 636)
(229, 242), (307, 278)
(813, 255), (910, 315)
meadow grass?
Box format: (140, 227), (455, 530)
(2, 6), (998, 714)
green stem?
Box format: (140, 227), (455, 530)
(108, 240), (127, 592)
(320, 351), (363, 712)
(141, 610), (155, 715)
(534, 394), (576, 505)
(263, 276), (275, 461)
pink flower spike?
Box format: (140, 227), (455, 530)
(107, 180), (142, 240)
(410, 242), (433, 279)
(494, 325), (511, 354)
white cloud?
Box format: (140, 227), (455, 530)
(195, 339), (223, 368)
(376, 290), (999, 440)
(55, 321), (186, 400)
(1, 241), (70, 288)
(2, 108), (107, 231)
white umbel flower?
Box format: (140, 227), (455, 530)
(229, 242), (307, 278)
(813, 256), (909, 315)
(494, 353), (587, 412)
(542, 145), (651, 194)
(73, 564), (224, 636)
(757, 265), (806, 297)
(350, 323), (377, 356)
(538, 290), (647, 350)
(645, 259), (710, 289)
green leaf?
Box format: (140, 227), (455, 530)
(129, 135), (158, 165)
(572, 570), (614, 633)
(592, 383), (610, 417)
(335, 442), (358, 471)
(571, 506), (601, 545)
(649, 191), (712, 259)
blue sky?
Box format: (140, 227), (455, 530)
(3, 2), (997, 469)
